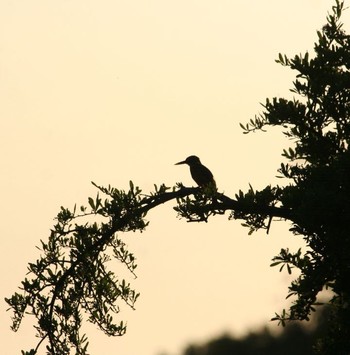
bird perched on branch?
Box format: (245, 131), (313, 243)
(175, 155), (216, 188)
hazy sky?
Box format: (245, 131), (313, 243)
(1, 1), (348, 354)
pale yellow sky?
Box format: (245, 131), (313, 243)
(1, 1), (348, 354)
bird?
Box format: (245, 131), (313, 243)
(175, 155), (216, 188)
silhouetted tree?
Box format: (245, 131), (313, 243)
(6, 1), (350, 354)
(180, 312), (328, 355)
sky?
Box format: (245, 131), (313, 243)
(1, 1), (349, 354)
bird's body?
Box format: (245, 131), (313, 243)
(175, 155), (216, 187)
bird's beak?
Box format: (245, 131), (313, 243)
(175, 160), (186, 165)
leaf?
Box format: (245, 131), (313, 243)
(88, 197), (95, 210)
(270, 261), (282, 267)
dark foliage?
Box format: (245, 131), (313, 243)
(181, 310), (329, 355)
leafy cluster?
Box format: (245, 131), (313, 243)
(174, 183), (222, 222)
(6, 182), (146, 354)
(5, 182), (174, 354)
(231, 185), (282, 234)
(239, 1), (350, 353)
(5, 182), (218, 354)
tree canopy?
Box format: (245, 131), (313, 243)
(6, 1), (350, 354)
(181, 310), (330, 355)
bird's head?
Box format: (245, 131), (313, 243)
(175, 155), (201, 167)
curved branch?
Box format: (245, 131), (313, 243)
(215, 192), (291, 220)
(138, 186), (292, 221)
(38, 184), (293, 353)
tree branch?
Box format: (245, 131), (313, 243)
(137, 186), (292, 221)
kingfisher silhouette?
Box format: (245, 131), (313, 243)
(175, 155), (216, 187)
